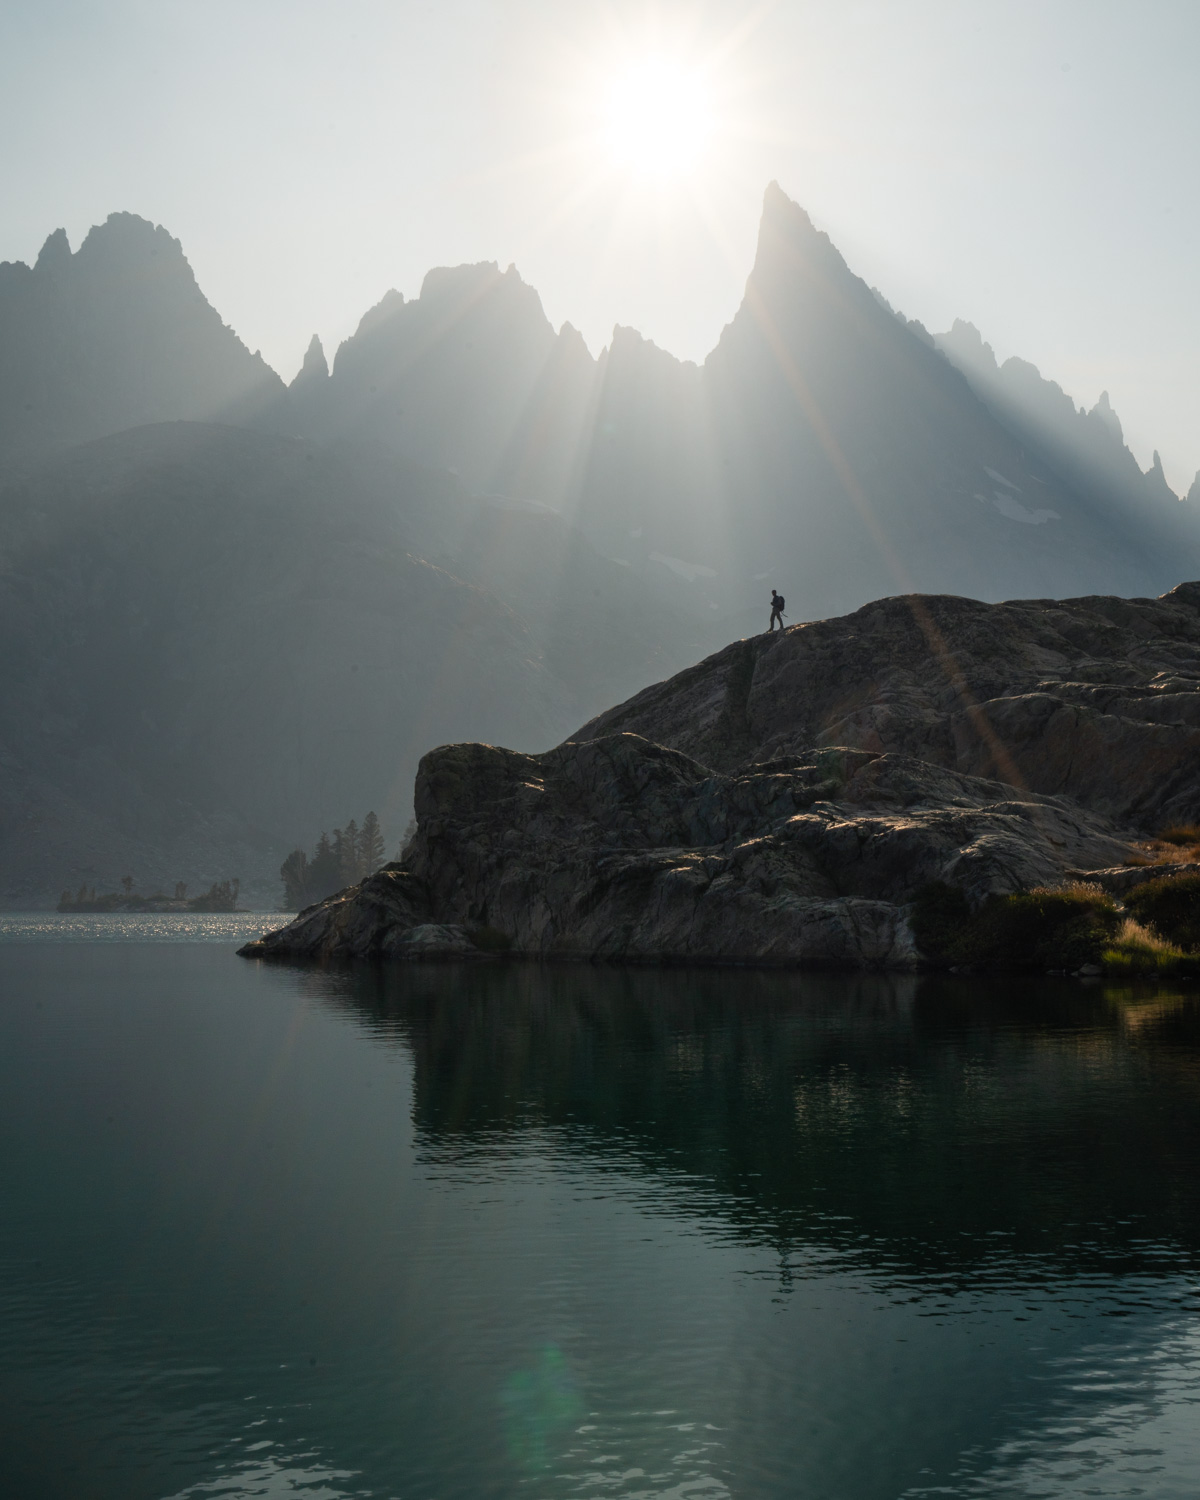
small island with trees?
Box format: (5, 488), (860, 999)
(58, 878), (242, 913)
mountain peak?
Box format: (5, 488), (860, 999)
(0, 210), (283, 461)
(35, 228), (71, 273)
(76, 213), (187, 269)
(747, 181), (857, 309)
(936, 320), (1000, 379)
(290, 334), (329, 390)
(1089, 389), (1124, 442)
(761, 179), (815, 232)
(418, 261), (503, 303)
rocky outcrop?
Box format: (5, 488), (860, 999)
(577, 582), (1200, 831)
(241, 731), (1140, 971)
(241, 582), (1200, 970)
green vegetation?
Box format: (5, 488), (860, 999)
(1101, 917), (1196, 978)
(913, 874), (1200, 978)
(1125, 871), (1200, 952)
(911, 881), (1119, 971)
(280, 811), (387, 910)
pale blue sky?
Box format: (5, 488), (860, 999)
(3, 0), (1198, 489)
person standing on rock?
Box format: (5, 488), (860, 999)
(768, 589), (786, 633)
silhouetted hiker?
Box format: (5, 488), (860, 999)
(768, 589), (786, 632)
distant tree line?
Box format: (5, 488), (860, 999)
(58, 878), (240, 913)
(281, 812), (386, 910)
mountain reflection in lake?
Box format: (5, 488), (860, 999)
(3, 941), (1200, 1499)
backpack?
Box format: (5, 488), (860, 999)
(775, 595), (785, 612)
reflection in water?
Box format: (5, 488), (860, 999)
(317, 963), (1200, 1497)
(326, 964), (1200, 1287)
(4, 944), (1200, 1498)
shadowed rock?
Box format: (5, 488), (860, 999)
(242, 581), (1200, 969)
(240, 715), (1141, 971)
(578, 580), (1200, 830)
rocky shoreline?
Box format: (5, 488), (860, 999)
(240, 583), (1200, 971)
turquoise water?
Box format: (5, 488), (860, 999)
(3, 921), (1200, 1498)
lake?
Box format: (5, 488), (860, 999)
(3, 916), (1200, 1498)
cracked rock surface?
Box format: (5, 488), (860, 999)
(579, 581), (1200, 830)
(242, 584), (1200, 968)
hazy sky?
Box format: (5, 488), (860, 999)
(3, 1), (1198, 489)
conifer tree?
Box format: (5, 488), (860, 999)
(280, 849), (309, 909)
(341, 819), (361, 882)
(360, 811), (385, 875)
(308, 832), (341, 901)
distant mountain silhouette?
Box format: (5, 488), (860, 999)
(5, 190), (1196, 617)
(565, 184), (1200, 615)
(300, 263), (595, 499)
(0, 213), (283, 467)
(3, 187), (1200, 902)
(273, 182), (1200, 618)
(934, 318), (1188, 561)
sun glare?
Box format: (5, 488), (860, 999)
(601, 56), (714, 180)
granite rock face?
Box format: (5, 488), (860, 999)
(241, 732), (1137, 969)
(241, 583), (1200, 969)
(578, 582), (1200, 831)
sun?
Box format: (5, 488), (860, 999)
(600, 56), (715, 180)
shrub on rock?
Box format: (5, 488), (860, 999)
(1126, 872), (1200, 952)
(912, 882), (1120, 971)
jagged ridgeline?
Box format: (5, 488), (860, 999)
(3, 184), (1200, 908)
(280, 813), (386, 911)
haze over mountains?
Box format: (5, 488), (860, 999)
(0, 214), (282, 464)
(2, 183), (1198, 906)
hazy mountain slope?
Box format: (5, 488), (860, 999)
(692, 185), (1199, 616)
(7, 195), (1193, 633)
(0, 215), (283, 467)
(0, 422), (716, 906)
(304, 263), (587, 493)
(431, 498), (718, 712)
(4, 192), (1200, 906)
(932, 319), (1193, 554)
(0, 424), (567, 905)
(300, 183), (1200, 622)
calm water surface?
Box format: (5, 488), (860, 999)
(3, 917), (1200, 1498)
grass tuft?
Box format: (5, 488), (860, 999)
(1158, 824), (1200, 846)
(1115, 916), (1177, 953)
(1102, 917), (1194, 977)
(1126, 871), (1200, 952)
